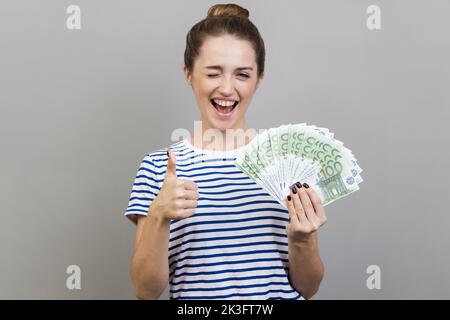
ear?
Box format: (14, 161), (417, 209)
(183, 65), (192, 85)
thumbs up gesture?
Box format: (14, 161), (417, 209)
(150, 149), (199, 221)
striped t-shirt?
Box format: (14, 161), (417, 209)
(124, 138), (304, 300)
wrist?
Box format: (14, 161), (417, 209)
(150, 211), (171, 228)
(288, 231), (316, 248)
(148, 200), (171, 227)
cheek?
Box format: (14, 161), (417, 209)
(238, 82), (257, 98)
(199, 80), (217, 95)
(238, 86), (255, 103)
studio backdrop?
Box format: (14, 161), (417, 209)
(0, 0), (449, 299)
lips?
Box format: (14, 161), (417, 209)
(210, 99), (239, 118)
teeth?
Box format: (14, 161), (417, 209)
(213, 99), (236, 107)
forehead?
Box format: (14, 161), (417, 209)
(197, 35), (256, 68)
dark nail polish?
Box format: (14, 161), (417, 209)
(296, 182), (302, 188)
(287, 195), (291, 201)
(166, 150), (169, 157)
(292, 186), (297, 194)
(303, 182), (309, 188)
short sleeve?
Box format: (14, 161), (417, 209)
(124, 153), (161, 224)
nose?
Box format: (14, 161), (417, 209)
(218, 76), (235, 96)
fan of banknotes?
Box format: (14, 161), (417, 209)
(234, 123), (363, 208)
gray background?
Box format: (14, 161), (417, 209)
(0, 0), (449, 299)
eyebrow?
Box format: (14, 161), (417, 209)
(204, 65), (254, 71)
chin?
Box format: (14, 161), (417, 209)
(211, 120), (236, 132)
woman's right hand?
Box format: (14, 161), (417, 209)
(150, 149), (199, 221)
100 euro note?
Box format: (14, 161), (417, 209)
(234, 123), (363, 208)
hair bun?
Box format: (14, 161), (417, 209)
(207, 3), (250, 19)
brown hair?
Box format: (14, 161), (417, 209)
(184, 3), (265, 78)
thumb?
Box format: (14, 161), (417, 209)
(165, 149), (177, 179)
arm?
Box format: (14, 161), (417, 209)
(130, 210), (171, 300)
(129, 149), (199, 299)
(288, 231), (324, 299)
(285, 182), (327, 300)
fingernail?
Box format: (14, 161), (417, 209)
(287, 195), (291, 201)
(295, 182), (302, 189)
(166, 150), (169, 157)
(291, 186), (297, 194)
(303, 182), (309, 188)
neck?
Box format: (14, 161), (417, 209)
(189, 119), (256, 151)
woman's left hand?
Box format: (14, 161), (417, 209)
(285, 182), (327, 243)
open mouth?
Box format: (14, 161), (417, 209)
(210, 99), (239, 117)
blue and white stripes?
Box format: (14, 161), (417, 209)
(125, 139), (304, 300)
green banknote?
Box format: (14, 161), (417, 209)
(234, 123), (363, 208)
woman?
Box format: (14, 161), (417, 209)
(125, 3), (327, 300)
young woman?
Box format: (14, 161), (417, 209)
(125, 3), (327, 300)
